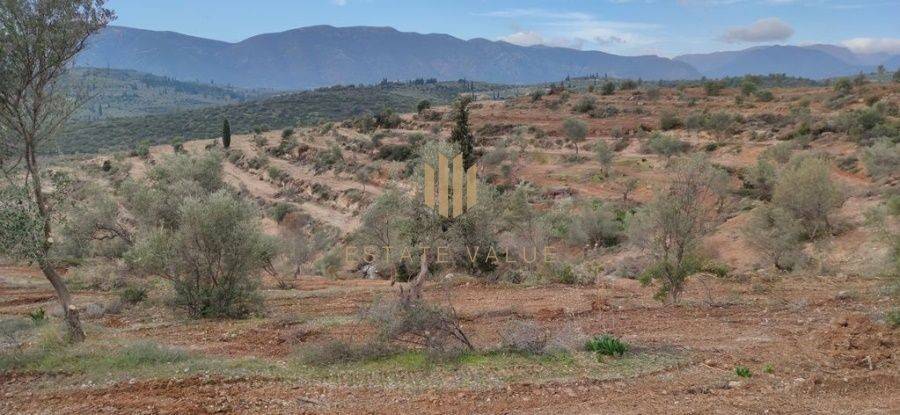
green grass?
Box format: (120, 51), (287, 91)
(585, 334), (629, 359)
(1, 323), (683, 391)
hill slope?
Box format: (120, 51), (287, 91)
(75, 25), (701, 89)
(54, 81), (495, 153)
(675, 45), (879, 79)
(64, 68), (268, 121)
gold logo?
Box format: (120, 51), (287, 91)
(424, 153), (477, 218)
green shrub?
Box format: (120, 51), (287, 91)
(659, 112), (682, 131)
(416, 100), (431, 113)
(572, 96), (597, 114)
(772, 155), (843, 238)
(377, 144), (415, 161)
(119, 285), (147, 305)
(860, 138), (899, 179)
(755, 90), (775, 102)
(735, 366), (752, 378)
(296, 340), (394, 366)
(601, 82), (615, 96)
(704, 81), (725, 96)
(269, 202), (296, 223)
(645, 132), (689, 162)
(28, 308), (46, 324)
(585, 334), (628, 359)
(126, 191), (277, 318)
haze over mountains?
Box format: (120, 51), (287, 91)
(76, 25), (899, 90)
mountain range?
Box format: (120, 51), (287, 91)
(76, 25), (899, 90)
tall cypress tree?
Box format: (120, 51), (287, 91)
(222, 119), (231, 148)
(450, 95), (475, 169)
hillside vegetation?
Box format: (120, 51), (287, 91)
(65, 67), (268, 121)
(54, 80), (501, 153)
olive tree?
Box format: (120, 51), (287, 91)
(594, 139), (615, 176)
(126, 191), (277, 318)
(0, 0), (114, 341)
(563, 118), (587, 156)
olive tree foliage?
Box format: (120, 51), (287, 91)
(562, 118), (587, 155)
(594, 139), (615, 176)
(0, 0), (114, 342)
(771, 155), (843, 239)
(56, 183), (133, 259)
(120, 151), (224, 230)
(126, 190), (277, 318)
(628, 155), (723, 303)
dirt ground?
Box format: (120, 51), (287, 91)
(1, 265), (897, 415)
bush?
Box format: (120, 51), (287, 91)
(735, 366), (752, 378)
(755, 90), (775, 102)
(119, 285), (147, 305)
(601, 82), (615, 96)
(416, 100), (431, 113)
(377, 144), (415, 161)
(860, 138), (899, 179)
(645, 132), (689, 162)
(374, 108), (402, 129)
(126, 191), (277, 318)
(743, 206), (807, 271)
(704, 81), (725, 96)
(772, 155), (843, 238)
(365, 297), (472, 352)
(585, 334), (628, 358)
(659, 112), (682, 131)
(572, 96), (597, 114)
(28, 308), (46, 324)
(501, 320), (547, 355)
(267, 166), (289, 183)
(562, 118), (588, 155)
(269, 202), (296, 223)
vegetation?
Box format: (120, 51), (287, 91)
(562, 118), (588, 156)
(449, 95), (476, 168)
(585, 334), (628, 359)
(0, 0), (114, 342)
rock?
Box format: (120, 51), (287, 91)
(727, 381), (742, 389)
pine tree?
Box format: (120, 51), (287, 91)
(450, 96), (475, 168)
(222, 119), (231, 148)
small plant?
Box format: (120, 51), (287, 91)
(585, 334), (628, 359)
(886, 309), (900, 328)
(763, 363), (774, 374)
(735, 365), (752, 378)
(120, 285), (147, 305)
(28, 307), (46, 324)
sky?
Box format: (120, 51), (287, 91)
(106, 0), (900, 57)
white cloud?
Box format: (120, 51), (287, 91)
(719, 17), (794, 43)
(841, 38), (900, 55)
(482, 8), (659, 52)
(499, 31), (585, 49)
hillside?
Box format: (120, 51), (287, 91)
(54, 80), (502, 153)
(64, 67), (269, 121)
(74, 25), (702, 89)
(675, 45), (891, 79)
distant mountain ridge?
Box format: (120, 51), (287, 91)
(675, 44), (898, 79)
(75, 25), (701, 89)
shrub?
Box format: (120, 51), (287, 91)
(572, 96), (597, 114)
(833, 78), (852, 95)
(133, 140), (150, 158)
(755, 90), (774, 102)
(704, 81), (725, 96)
(601, 82), (615, 95)
(126, 191), (277, 318)
(594, 140), (615, 176)
(735, 366), (752, 378)
(365, 296), (472, 352)
(585, 334), (628, 358)
(743, 206), (807, 271)
(529, 89), (544, 102)
(416, 100), (431, 113)
(267, 166), (289, 183)
(119, 285), (147, 305)
(501, 320), (547, 355)
(860, 138), (899, 179)
(565, 203), (623, 248)
(772, 155), (843, 238)
(374, 108), (401, 129)
(645, 132), (688, 162)
(28, 308), (46, 324)
(562, 118), (588, 155)
(269, 202), (296, 223)
(659, 112), (682, 131)
(377, 144), (415, 161)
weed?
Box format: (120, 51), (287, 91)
(28, 307), (46, 324)
(585, 334), (628, 359)
(735, 365), (752, 378)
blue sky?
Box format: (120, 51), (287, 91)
(107, 0), (900, 57)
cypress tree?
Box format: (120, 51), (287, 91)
(222, 119), (231, 148)
(450, 95), (475, 169)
